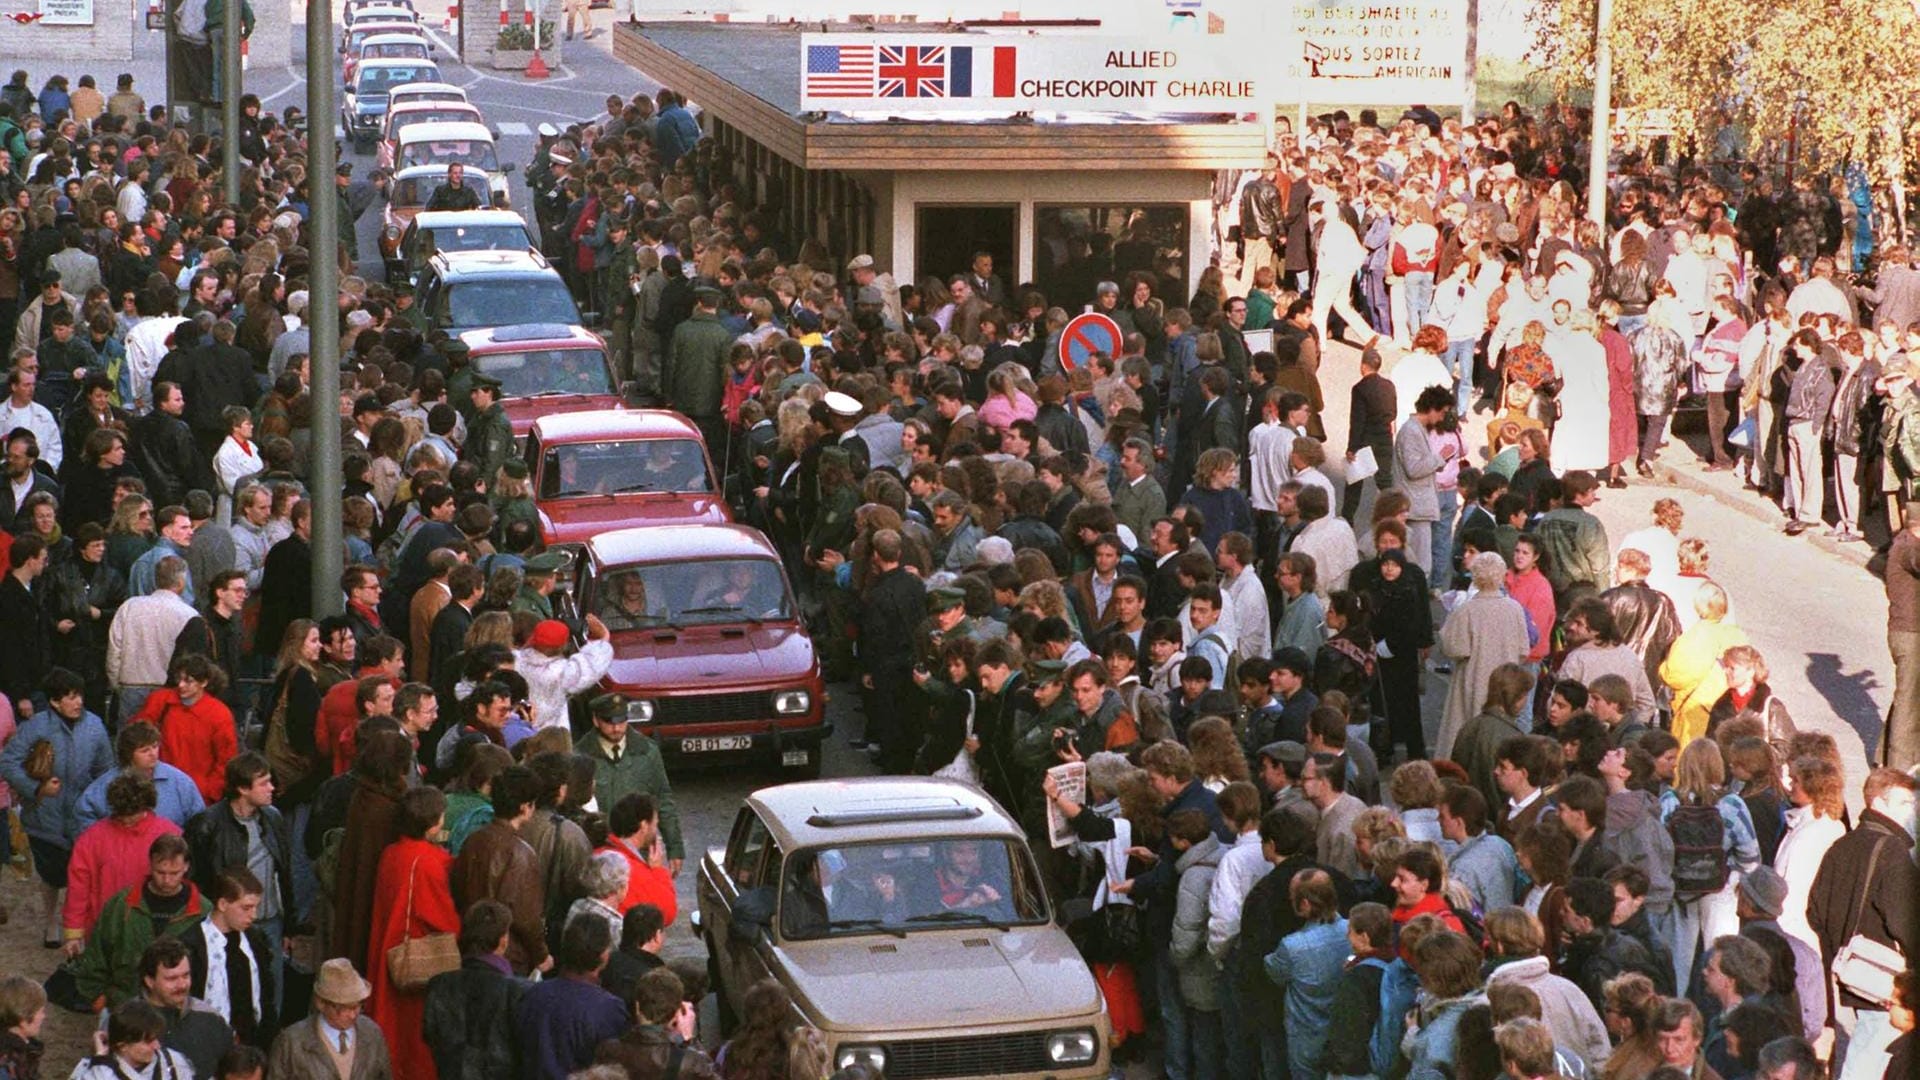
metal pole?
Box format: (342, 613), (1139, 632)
(308, 0), (343, 619)
(1461, 0), (1479, 124)
(221, 0), (242, 206)
(1586, 0), (1613, 225)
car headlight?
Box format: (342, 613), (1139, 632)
(625, 699), (655, 723)
(1047, 1030), (1098, 1065)
(772, 690), (811, 716)
(833, 1046), (886, 1073)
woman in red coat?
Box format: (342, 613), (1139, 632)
(137, 655), (238, 804)
(366, 785), (461, 1080)
(1600, 308), (1639, 487)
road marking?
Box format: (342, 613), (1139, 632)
(496, 121), (532, 135)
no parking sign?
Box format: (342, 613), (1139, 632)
(1058, 312), (1123, 372)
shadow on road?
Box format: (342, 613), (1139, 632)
(1803, 651), (1885, 751)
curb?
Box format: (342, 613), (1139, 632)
(1650, 461), (1873, 571)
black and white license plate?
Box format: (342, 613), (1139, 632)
(781, 749), (810, 766)
(681, 736), (752, 753)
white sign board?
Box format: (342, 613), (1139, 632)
(39, 0), (94, 24)
(1279, 0), (1467, 105)
(799, 33), (1262, 114)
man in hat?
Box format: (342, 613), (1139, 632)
(426, 161), (485, 213)
(821, 390), (872, 477)
(576, 694), (684, 876)
(464, 371), (512, 480)
(390, 281), (424, 331)
(665, 285), (734, 454)
(266, 957), (391, 1080)
(509, 553), (565, 620)
(1734, 865), (1824, 1041)
(518, 614), (611, 733)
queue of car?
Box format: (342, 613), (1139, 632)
(334, 19), (1102, 1068)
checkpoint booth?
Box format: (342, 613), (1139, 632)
(611, 21), (1271, 304)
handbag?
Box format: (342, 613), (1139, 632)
(1832, 836), (1906, 1008)
(385, 857), (460, 991)
(932, 690), (980, 786)
(23, 738), (55, 783)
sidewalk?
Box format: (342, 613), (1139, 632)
(1652, 427), (1878, 572)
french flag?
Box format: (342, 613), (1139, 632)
(947, 45), (1018, 98)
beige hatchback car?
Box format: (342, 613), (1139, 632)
(696, 779), (1110, 1079)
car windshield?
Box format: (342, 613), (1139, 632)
(390, 176), (436, 207)
(543, 437), (711, 498)
(402, 140), (499, 172)
(471, 347), (612, 398)
(412, 223), (528, 265)
(446, 278), (577, 328)
(592, 557), (789, 628)
(779, 839), (1047, 939)
(357, 66), (435, 97)
(365, 41), (427, 59)
(390, 109), (476, 139)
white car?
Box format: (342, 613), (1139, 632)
(393, 120), (515, 207)
(387, 81), (469, 112)
(377, 99), (487, 171)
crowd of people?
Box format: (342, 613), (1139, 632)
(0, 45), (1909, 1080)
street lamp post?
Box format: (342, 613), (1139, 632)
(308, 0), (343, 618)
(221, 0), (242, 206)
(1586, 0), (1613, 225)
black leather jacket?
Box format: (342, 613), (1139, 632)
(182, 800), (299, 929)
(1239, 178), (1281, 239)
(130, 410), (205, 506)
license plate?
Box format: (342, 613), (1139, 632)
(681, 736), (751, 753)
(781, 750), (811, 766)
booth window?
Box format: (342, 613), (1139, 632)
(1034, 205), (1189, 313)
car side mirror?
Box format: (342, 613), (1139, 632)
(731, 886), (776, 943)
(620, 380), (640, 404)
(502, 162), (518, 174)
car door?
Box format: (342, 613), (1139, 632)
(704, 808), (775, 1012)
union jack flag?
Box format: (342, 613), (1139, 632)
(877, 45), (950, 98)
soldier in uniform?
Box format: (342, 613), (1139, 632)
(440, 339), (475, 415)
(391, 282), (425, 330)
(509, 551), (564, 620)
(603, 217), (638, 385)
(464, 370), (513, 481)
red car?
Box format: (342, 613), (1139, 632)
(462, 323), (625, 441)
(525, 409), (731, 551)
(561, 523), (828, 776)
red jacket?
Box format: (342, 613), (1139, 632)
(1392, 890), (1464, 959)
(318, 667), (402, 775)
(596, 839), (677, 927)
(138, 688), (238, 804)
(64, 812), (182, 937)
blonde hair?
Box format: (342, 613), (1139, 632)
(1673, 737), (1728, 805)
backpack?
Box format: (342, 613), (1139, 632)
(1666, 803), (1729, 900)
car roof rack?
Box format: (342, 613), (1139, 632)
(805, 804), (984, 828)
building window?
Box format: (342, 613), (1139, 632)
(1033, 205), (1189, 314)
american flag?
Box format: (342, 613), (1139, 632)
(805, 44), (876, 97)
(877, 44), (950, 98)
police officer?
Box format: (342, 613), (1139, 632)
(464, 370), (512, 480)
(509, 551), (564, 620)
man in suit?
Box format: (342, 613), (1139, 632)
(1277, 156), (1314, 294)
(427, 563), (481, 688)
(966, 250), (1008, 309)
(1171, 365), (1239, 504)
(0, 426), (60, 533)
(1143, 517), (1190, 621)
(1068, 533), (1127, 632)
(409, 550), (460, 682)
(1392, 385), (1452, 576)
(267, 958), (392, 1080)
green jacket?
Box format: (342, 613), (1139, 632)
(0, 117), (26, 171)
(204, 0), (256, 37)
(1885, 384), (1920, 499)
(805, 484), (858, 559)
(508, 586), (553, 620)
(491, 494), (538, 544)
(604, 244), (637, 326)
(664, 311), (732, 420)
(465, 401), (514, 480)
(574, 731), (683, 860)
(71, 883), (207, 1006)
